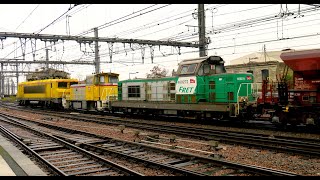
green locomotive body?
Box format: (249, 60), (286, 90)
(111, 56), (256, 120)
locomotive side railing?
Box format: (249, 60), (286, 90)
(106, 88), (118, 109)
(62, 89), (69, 109)
(235, 83), (261, 117)
(95, 87), (117, 110)
(62, 89), (71, 99)
(101, 88), (118, 101)
(101, 88), (107, 101)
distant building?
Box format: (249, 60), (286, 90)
(228, 50), (287, 65)
(225, 50), (294, 83)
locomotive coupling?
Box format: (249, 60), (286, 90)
(306, 117), (315, 125)
(271, 116), (280, 123)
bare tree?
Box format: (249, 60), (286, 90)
(146, 65), (168, 78)
(171, 69), (177, 76)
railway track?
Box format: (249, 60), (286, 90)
(0, 118), (142, 176)
(3, 103), (319, 158)
(0, 111), (299, 176)
(5, 101), (319, 134)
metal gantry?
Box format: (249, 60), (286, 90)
(0, 30), (201, 96)
(0, 4), (208, 97)
(0, 30), (200, 74)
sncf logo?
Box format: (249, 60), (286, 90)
(190, 79), (196, 83)
(246, 76), (252, 80)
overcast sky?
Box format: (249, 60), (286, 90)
(0, 4), (319, 82)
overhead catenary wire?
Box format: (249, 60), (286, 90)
(3, 4), (316, 62)
(15, 4), (40, 31)
(2, 4), (320, 78)
(169, 13), (320, 43)
(97, 39), (320, 73)
(163, 7), (319, 43)
(78, 4), (166, 36)
(63, 30), (320, 65)
(2, 4), (262, 58)
(113, 4), (226, 38)
(0, 5), (41, 53)
(109, 6), (312, 44)
(2, 4), (83, 59)
(41, 17), (320, 67)
(3, 4), (172, 60)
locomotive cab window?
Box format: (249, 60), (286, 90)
(198, 63), (211, 76)
(94, 76), (100, 84)
(70, 82), (78, 86)
(58, 82), (68, 88)
(302, 96), (309, 101)
(180, 63), (198, 75)
(216, 64), (226, 74)
(100, 76), (105, 83)
(109, 76), (119, 83)
(128, 86), (140, 98)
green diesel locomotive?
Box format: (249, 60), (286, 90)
(110, 56), (256, 120)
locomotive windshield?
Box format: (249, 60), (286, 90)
(109, 76), (119, 83)
(216, 64), (226, 74)
(59, 82), (78, 88)
(100, 76), (105, 83)
(180, 63), (198, 75)
(198, 63), (211, 76)
(58, 82), (68, 88)
(70, 82), (78, 86)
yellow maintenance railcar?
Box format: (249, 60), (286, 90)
(17, 79), (78, 108)
(64, 72), (119, 111)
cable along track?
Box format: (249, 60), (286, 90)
(0, 112), (299, 176)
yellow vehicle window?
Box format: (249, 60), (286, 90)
(58, 82), (68, 88)
(109, 76), (119, 83)
(100, 76), (105, 83)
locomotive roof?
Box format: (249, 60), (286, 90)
(178, 56), (224, 65)
(119, 72), (253, 83)
(178, 56), (208, 65)
(91, 72), (120, 76)
(19, 78), (78, 84)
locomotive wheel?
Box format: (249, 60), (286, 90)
(195, 113), (203, 121)
(277, 111), (288, 129)
(315, 117), (320, 130)
(239, 112), (249, 122)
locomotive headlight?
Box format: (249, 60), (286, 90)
(283, 106), (289, 112)
(238, 97), (248, 102)
(272, 116), (280, 123)
(306, 117), (315, 125)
